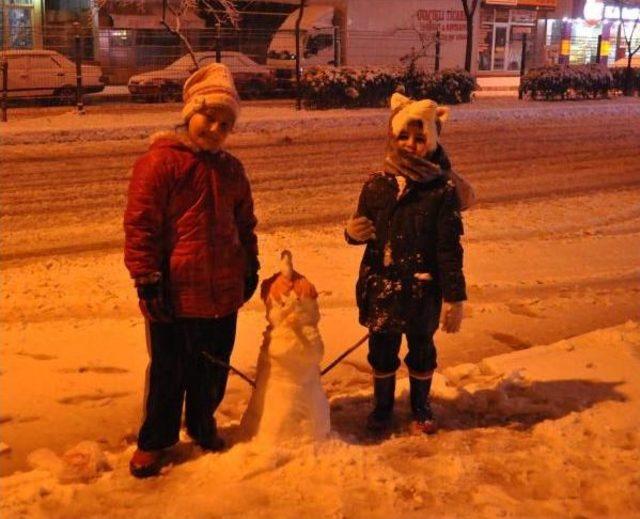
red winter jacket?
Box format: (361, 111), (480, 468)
(124, 132), (258, 318)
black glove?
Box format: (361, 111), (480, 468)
(243, 257), (260, 303)
(136, 278), (173, 323)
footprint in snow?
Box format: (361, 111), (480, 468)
(57, 392), (130, 405)
(490, 332), (532, 351)
(16, 351), (57, 361)
(58, 366), (129, 374)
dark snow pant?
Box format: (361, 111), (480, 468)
(137, 313), (237, 451)
(367, 331), (438, 375)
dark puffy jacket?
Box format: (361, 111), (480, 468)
(124, 132), (258, 318)
(348, 168), (466, 334)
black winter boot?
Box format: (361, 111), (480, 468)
(409, 376), (437, 435)
(366, 373), (396, 433)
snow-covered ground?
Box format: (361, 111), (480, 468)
(1, 98), (639, 518)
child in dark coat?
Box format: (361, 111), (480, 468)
(124, 64), (259, 477)
(346, 92), (468, 435)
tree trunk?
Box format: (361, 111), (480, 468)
(626, 54), (633, 96)
(465, 18), (474, 72)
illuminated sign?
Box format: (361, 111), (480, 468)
(583, 0), (604, 23)
(603, 5), (640, 20)
(516, 0), (557, 7)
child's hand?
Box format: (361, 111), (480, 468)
(136, 278), (173, 323)
(440, 302), (463, 333)
(346, 215), (376, 242)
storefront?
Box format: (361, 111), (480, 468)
(544, 1), (640, 65)
(1, 0), (44, 49)
(478, 0), (556, 73)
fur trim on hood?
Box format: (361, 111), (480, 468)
(149, 130), (229, 157)
(149, 130), (203, 152)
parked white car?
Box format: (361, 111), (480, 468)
(127, 51), (274, 102)
(0, 49), (106, 102)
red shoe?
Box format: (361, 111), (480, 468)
(129, 448), (163, 478)
(409, 419), (438, 436)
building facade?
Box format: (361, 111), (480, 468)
(543, 0), (640, 65)
(4, 0), (638, 74)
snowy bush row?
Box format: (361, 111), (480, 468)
(520, 64), (639, 100)
(300, 66), (477, 109)
(610, 66), (640, 94)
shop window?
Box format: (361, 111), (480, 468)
(304, 33), (332, 58)
(479, 5), (537, 72)
(8, 7), (33, 48)
(510, 10), (535, 24)
(1, 0), (35, 49)
(109, 29), (132, 47)
(478, 24), (493, 70)
(495, 9), (510, 23)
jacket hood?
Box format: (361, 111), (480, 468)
(149, 130), (203, 153)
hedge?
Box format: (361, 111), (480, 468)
(300, 66), (477, 109)
(611, 66), (640, 94)
(520, 64), (614, 100)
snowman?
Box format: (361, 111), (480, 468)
(240, 251), (331, 444)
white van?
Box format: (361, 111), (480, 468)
(0, 50), (106, 101)
(266, 0), (469, 88)
(266, 5), (338, 89)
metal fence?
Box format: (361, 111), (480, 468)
(1, 23), (638, 115)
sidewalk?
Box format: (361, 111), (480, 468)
(2, 97), (638, 146)
(476, 76), (520, 97)
(93, 81), (521, 101)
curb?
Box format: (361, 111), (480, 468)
(2, 102), (639, 146)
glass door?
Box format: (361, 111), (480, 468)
(492, 23), (509, 70)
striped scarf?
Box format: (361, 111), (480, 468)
(384, 139), (449, 184)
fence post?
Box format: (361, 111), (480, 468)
(519, 33), (527, 100)
(435, 30), (441, 72)
(595, 35), (602, 64)
(333, 26), (340, 66)
(216, 22), (222, 63)
(1, 59), (8, 123)
(294, 0), (306, 111)
(73, 22), (85, 114)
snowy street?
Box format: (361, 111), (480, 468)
(1, 98), (640, 518)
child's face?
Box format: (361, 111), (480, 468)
(397, 122), (429, 158)
(188, 105), (235, 151)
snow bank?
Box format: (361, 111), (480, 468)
(2, 322), (638, 519)
(2, 99), (639, 146)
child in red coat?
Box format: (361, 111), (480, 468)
(124, 64), (259, 477)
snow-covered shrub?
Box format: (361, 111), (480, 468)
(611, 66), (640, 94)
(300, 66), (400, 109)
(520, 64), (613, 100)
(301, 66), (476, 109)
(425, 69), (477, 104)
(570, 64), (612, 98)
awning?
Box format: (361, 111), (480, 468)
(109, 11), (205, 29)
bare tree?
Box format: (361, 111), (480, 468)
(401, 18), (439, 73)
(615, 0), (640, 95)
(94, 0), (242, 69)
(460, 0), (479, 72)
(162, 0), (241, 68)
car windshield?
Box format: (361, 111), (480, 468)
(166, 54), (209, 72)
(166, 53), (259, 72)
